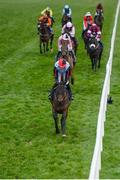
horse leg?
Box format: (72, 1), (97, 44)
(40, 41), (42, 54)
(53, 110), (60, 134)
(98, 48), (103, 68)
(94, 58), (97, 72)
(43, 42), (46, 53)
(46, 41), (49, 52)
(91, 58), (94, 70)
(71, 70), (74, 85)
(61, 111), (67, 136)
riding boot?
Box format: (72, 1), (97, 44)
(66, 84), (73, 100)
(69, 51), (76, 65)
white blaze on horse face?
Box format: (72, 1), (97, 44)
(90, 43), (96, 48)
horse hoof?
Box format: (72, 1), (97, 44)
(62, 134), (66, 137)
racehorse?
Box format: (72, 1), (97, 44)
(50, 82), (71, 136)
(63, 31), (78, 55)
(61, 14), (72, 27)
(60, 39), (75, 84)
(86, 36), (103, 71)
(38, 21), (54, 54)
(94, 10), (104, 31)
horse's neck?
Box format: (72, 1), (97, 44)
(55, 85), (66, 94)
(97, 14), (103, 21)
(61, 42), (68, 52)
(40, 21), (48, 32)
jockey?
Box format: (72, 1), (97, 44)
(54, 58), (71, 84)
(62, 4), (72, 17)
(62, 22), (77, 51)
(95, 3), (104, 16)
(87, 23), (103, 48)
(56, 33), (76, 65)
(38, 14), (52, 34)
(48, 57), (73, 100)
(41, 6), (55, 26)
(82, 12), (93, 38)
(45, 10), (55, 27)
(83, 12), (93, 31)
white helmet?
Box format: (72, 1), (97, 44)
(66, 22), (72, 28)
(46, 6), (50, 11)
(62, 33), (69, 40)
(92, 23), (96, 26)
(97, 31), (101, 35)
(64, 4), (69, 9)
(85, 12), (91, 16)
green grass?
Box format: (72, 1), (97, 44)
(0, 0), (119, 178)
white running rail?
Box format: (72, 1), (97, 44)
(88, 0), (120, 179)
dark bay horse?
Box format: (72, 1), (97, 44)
(86, 36), (103, 71)
(61, 14), (72, 27)
(38, 21), (54, 54)
(94, 11), (104, 31)
(50, 82), (71, 136)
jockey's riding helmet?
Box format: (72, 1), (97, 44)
(85, 12), (91, 17)
(58, 58), (66, 69)
(62, 33), (69, 40)
(66, 22), (72, 28)
(64, 5), (69, 9)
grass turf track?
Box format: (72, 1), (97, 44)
(0, 0), (119, 178)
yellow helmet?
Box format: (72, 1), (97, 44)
(46, 7), (50, 11)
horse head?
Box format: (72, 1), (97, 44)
(54, 83), (68, 103)
(87, 36), (99, 55)
(62, 15), (72, 27)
